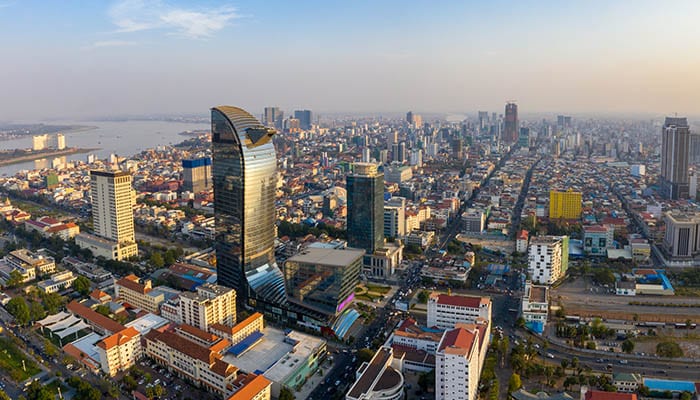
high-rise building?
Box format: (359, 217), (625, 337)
(435, 322), (489, 400)
(660, 117), (691, 199)
(549, 189), (582, 219)
(262, 107), (284, 130)
(503, 102), (518, 143)
(293, 109), (313, 130)
(76, 170), (138, 260)
(527, 235), (568, 285)
(347, 163), (385, 255)
(284, 247), (364, 317)
(178, 283), (237, 331)
(518, 127), (530, 148)
(182, 157), (212, 193)
(384, 197), (406, 238)
(478, 111), (489, 131)
(212, 106), (286, 308)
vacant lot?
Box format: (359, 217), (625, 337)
(0, 337), (42, 381)
(552, 276), (700, 323)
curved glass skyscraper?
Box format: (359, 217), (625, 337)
(211, 106), (286, 307)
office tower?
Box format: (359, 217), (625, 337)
(662, 212), (700, 258)
(451, 138), (463, 159)
(379, 149), (389, 164)
(286, 117), (301, 133)
(391, 142), (400, 162)
(518, 127), (530, 148)
(284, 247), (364, 317)
(263, 106), (284, 130)
(660, 117), (691, 199)
(347, 163), (384, 254)
(548, 189), (582, 219)
(409, 149), (423, 167)
(362, 147), (371, 163)
(387, 130), (398, 145)
(398, 141), (407, 162)
(293, 109), (313, 130)
(503, 102), (518, 143)
(528, 236), (568, 285)
(79, 170), (138, 260)
(406, 111), (422, 128)
(478, 111), (489, 131)
(182, 157), (212, 192)
(212, 106), (285, 307)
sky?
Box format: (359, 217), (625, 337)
(1, 0), (700, 120)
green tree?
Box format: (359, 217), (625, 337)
(508, 373), (522, 393)
(6, 296), (30, 325)
(680, 392), (692, 400)
(40, 292), (65, 314)
(0, 389), (11, 400)
(417, 290), (430, 304)
(357, 348), (375, 363)
(621, 339), (635, 354)
(279, 387), (295, 400)
(150, 252), (164, 268)
(29, 300), (46, 322)
(593, 268), (615, 285)
(95, 304), (111, 317)
(638, 385), (651, 397)
(26, 380), (54, 400)
(72, 275), (92, 296)
(515, 317), (526, 328)
(656, 341), (683, 358)
(122, 375), (137, 391)
(5, 270), (24, 288)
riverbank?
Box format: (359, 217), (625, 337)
(0, 147), (100, 167)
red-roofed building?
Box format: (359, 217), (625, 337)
(227, 374), (271, 400)
(436, 322), (489, 400)
(427, 293), (491, 330)
(582, 388), (637, 400)
(66, 300), (125, 335)
(96, 326), (142, 376)
(516, 229), (530, 253)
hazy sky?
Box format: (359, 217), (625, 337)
(1, 0), (700, 120)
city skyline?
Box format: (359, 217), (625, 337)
(2, 0), (700, 120)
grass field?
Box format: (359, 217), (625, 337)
(0, 337), (42, 382)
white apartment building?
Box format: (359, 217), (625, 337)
(96, 326), (142, 376)
(178, 283), (237, 331)
(521, 281), (549, 334)
(427, 293), (492, 330)
(435, 322), (489, 400)
(80, 170), (138, 260)
(527, 236), (567, 285)
(384, 198), (406, 239)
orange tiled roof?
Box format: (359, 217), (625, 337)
(97, 327), (140, 350)
(227, 375), (271, 400)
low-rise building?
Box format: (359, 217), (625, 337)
(37, 270), (77, 293)
(115, 274), (180, 314)
(583, 225), (614, 255)
(405, 230), (435, 249)
(346, 347), (404, 400)
(427, 293), (492, 330)
(612, 373), (642, 393)
(144, 326), (235, 398)
(1, 249), (56, 283)
(521, 281), (549, 334)
(227, 374), (272, 400)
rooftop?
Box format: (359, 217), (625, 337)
(227, 374), (271, 400)
(286, 246), (365, 267)
(432, 293), (489, 308)
(347, 347), (393, 399)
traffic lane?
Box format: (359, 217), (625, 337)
(543, 347), (699, 381)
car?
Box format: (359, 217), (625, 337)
(335, 380), (341, 386)
(619, 360), (628, 365)
(546, 353), (555, 359)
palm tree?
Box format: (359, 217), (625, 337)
(561, 359), (569, 375)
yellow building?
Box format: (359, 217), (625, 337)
(549, 190), (582, 219)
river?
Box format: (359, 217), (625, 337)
(0, 120), (209, 176)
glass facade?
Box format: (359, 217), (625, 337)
(284, 248), (364, 316)
(347, 164), (385, 254)
(212, 106), (286, 305)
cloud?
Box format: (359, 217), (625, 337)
(82, 40), (137, 50)
(108, 0), (239, 38)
